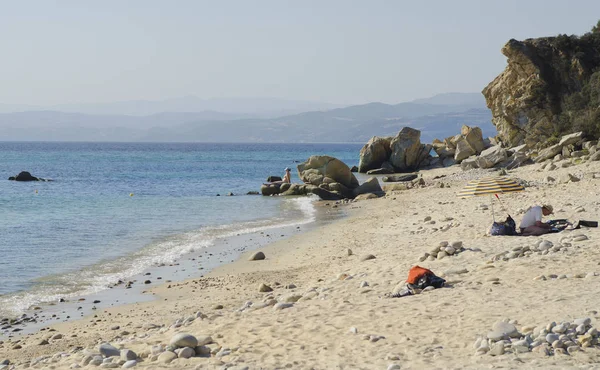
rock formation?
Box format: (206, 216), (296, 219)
(297, 155), (359, 189)
(483, 27), (600, 148)
(261, 156), (383, 200)
(8, 171), (50, 181)
(358, 127), (433, 173)
(358, 136), (392, 173)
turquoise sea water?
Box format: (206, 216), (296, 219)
(0, 142), (361, 317)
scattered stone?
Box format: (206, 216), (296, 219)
(360, 254), (376, 261)
(258, 283), (273, 292)
(99, 343), (120, 358)
(157, 351), (177, 364)
(249, 251), (266, 261)
(177, 347), (195, 359)
(120, 349), (137, 362)
(478, 318), (600, 356)
(170, 333), (199, 349)
(274, 302), (294, 310)
(122, 360), (137, 368)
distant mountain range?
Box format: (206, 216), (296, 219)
(0, 93), (494, 143)
(0, 97), (343, 117)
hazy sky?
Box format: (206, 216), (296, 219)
(2, 0), (600, 106)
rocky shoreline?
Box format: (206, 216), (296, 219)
(1, 155), (599, 369)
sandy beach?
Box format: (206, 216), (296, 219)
(2, 160), (600, 370)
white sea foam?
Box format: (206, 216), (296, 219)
(0, 195), (320, 317)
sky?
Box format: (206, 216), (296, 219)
(2, 0), (600, 106)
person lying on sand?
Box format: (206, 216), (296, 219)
(519, 204), (553, 236)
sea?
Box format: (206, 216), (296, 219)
(0, 142), (362, 318)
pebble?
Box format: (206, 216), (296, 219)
(360, 254), (376, 261)
(489, 342), (505, 356)
(99, 343), (120, 358)
(120, 349), (137, 361)
(546, 333), (559, 344)
(574, 318), (591, 326)
(248, 251), (266, 261)
(170, 333), (199, 348)
(387, 365), (401, 370)
(258, 283), (273, 292)
(122, 360), (137, 368)
(89, 356), (104, 366)
(273, 302), (293, 310)
(157, 351), (177, 364)
(177, 347), (195, 359)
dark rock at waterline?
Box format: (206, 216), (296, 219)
(267, 176), (282, 182)
(261, 183), (281, 196)
(366, 168), (394, 175)
(246, 191), (260, 195)
(310, 187), (344, 201)
(8, 171), (51, 182)
(382, 174), (418, 182)
(350, 166), (358, 172)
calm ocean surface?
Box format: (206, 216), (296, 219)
(0, 142), (362, 317)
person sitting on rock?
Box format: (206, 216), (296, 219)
(519, 204), (553, 236)
(283, 168), (292, 183)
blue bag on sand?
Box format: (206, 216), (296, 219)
(490, 215), (517, 236)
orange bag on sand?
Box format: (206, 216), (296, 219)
(406, 265), (433, 284)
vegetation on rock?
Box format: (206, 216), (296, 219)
(483, 21), (600, 148)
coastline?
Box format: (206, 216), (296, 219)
(1, 162), (600, 369)
(0, 195), (345, 339)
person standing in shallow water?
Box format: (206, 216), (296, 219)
(520, 204), (553, 236)
(283, 168), (292, 183)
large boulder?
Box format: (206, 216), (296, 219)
(389, 127), (429, 172)
(460, 156), (479, 171)
(358, 136), (392, 173)
(462, 125), (485, 154)
(297, 156), (359, 189)
(352, 177), (383, 197)
(327, 182), (354, 199)
(261, 184), (281, 196)
(504, 151), (531, 169)
(280, 184), (307, 196)
(534, 144), (562, 163)
(559, 131), (584, 147)
(475, 145), (508, 169)
(310, 187), (344, 200)
(454, 138), (477, 162)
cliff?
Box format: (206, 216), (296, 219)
(483, 29), (600, 148)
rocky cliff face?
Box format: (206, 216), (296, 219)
(483, 32), (600, 148)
